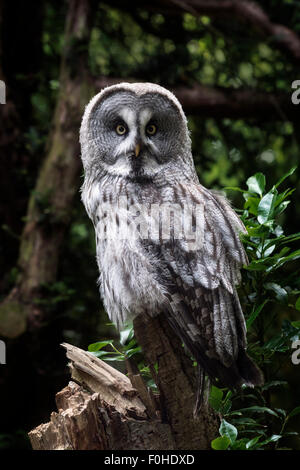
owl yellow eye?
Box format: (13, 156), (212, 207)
(146, 123), (157, 136)
(116, 124), (127, 135)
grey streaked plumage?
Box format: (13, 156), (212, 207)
(80, 82), (263, 412)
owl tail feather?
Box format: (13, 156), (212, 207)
(235, 348), (264, 388)
(193, 365), (205, 417)
(193, 366), (214, 417)
(193, 349), (264, 418)
(193, 350), (263, 416)
(199, 347), (264, 395)
(165, 309), (263, 416)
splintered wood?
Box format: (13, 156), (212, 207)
(29, 315), (219, 450)
(28, 342), (174, 450)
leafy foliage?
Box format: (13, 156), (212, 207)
(210, 169), (300, 450)
(88, 321), (157, 390)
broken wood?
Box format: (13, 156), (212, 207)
(28, 342), (175, 450)
(29, 314), (220, 451)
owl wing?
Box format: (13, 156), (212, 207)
(144, 182), (262, 391)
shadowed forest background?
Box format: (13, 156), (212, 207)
(0, 0), (300, 450)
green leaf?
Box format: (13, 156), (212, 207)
(275, 408), (287, 417)
(230, 439), (248, 450)
(236, 406), (279, 417)
(224, 186), (249, 194)
(101, 354), (125, 361)
(257, 435), (282, 447)
(274, 166), (297, 189)
(245, 197), (259, 216)
(246, 436), (261, 449)
(279, 232), (300, 246)
(219, 419), (238, 444)
(246, 300), (268, 329)
(295, 297), (300, 311)
(124, 338), (138, 350)
(288, 406), (300, 419)
(119, 322), (134, 345)
(246, 225), (270, 238)
(282, 319), (300, 340)
(88, 350), (116, 358)
(230, 417), (256, 424)
(261, 232), (300, 253)
(211, 436), (231, 450)
(146, 378), (157, 390)
(257, 187), (278, 224)
(209, 386), (223, 411)
(222, 399), (233, 415)
(246, 173), (266, 196)
(261, 381), (288, 391)
(245, 259), (272, 271)
(227, 411), (242, 417)
(274, 249), (300, 269)
(263, 335), (288, 353)
(274, 188), (295, 208)
(274, 200), (290, 217)
(125, 346), (142, 358)
(88, 340), (113, 352)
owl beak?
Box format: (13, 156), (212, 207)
(134, 143), (141, 158)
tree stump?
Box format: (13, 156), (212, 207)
(29, 315), (220, 450)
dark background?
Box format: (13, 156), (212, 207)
(0, 0), (299, 449)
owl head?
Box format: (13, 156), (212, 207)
(80, 82), (195, 180)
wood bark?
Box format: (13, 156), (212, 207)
(133, 314), (220, 450)
(29, 342), (176, 450)
(29, 320), (220, 450)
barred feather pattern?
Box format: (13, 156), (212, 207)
(82, 171), (263, 396)
(80, 83), (263, 412)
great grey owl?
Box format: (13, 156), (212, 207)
(80, 82), (263, 411)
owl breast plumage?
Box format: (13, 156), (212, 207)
(80, 82), (263, 404)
